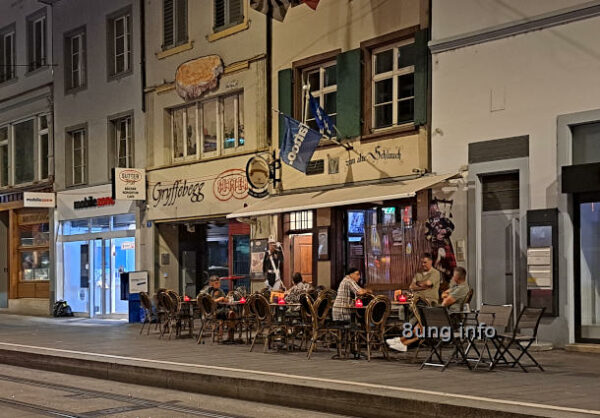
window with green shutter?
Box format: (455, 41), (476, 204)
(278, 68), (293, 147)
(336, 49), (361, 138)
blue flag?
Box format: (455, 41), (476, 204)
(308, 92), (335, 137)
(281, 115), (322, 173)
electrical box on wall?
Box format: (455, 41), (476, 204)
(527, 247), (553, 289)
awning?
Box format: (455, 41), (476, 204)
(227, 173), (458, 219)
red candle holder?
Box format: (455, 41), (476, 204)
(355, 299), (363, 308)
(398, 295), (407, 303)
(278, 298), (286, 305)
(239, 297), (246, 304)
(184, 295), (190, 302)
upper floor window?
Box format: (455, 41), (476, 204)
(108, 7), (131, 78)
(27, 10), (47, 72)
(303, 62), (337, 132)
(111, 115), (133, 168)
(64, 28), (86, 91)
(163, 0), (187, 49)
(171, 91), (244, 161)
(0, 127), (8, 187)
(38, 115), (49, 180)
(67, 127), (87, 187)
(214, 0), (244, 32)
(0, 25), (15, 83)
(371, 39), (415, 129)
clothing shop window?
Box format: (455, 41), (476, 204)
(27, 10), (47, 72)
(371, 39), (415, 129)
(289, 211), (313, 231)
(107, 7), (132, 78)
(18, 214), (50, 282)
(0, 25), (15, 83)
(303, 62), (337, 132)
(171, 91), (244, 160)
(65, 28), (86, 91)
(111, 115), (133, 168)
(162, 0), (187, 49)
(214, 0), (244, 32)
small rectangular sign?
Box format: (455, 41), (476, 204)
(121, 242), (135, 250)
(23, 192), (55, 208)
(129, 271), (148, 294)
(114, 168), (146, 201)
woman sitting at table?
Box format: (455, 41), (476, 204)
(332, 268), (372, 321)
(285, 272), (312, 304)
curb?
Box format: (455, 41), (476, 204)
(0, 347), (575, 418)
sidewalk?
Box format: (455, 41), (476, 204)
(0, 314), (599, 417)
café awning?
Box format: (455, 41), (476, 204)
(227, 172), (459, 219)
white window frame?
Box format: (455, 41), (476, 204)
(71, 129), (86, 186)
(38, 115), (50, 180)
(302, 61), (337, 131)
(113, 14), (130, 75)
(163, 0), (187, 49)
(32, 16), (46, 69)
(171, 92), (244, 162)
(371, 38), (415, 130)
(114, 116), (133, 168)
(214, 0), (244, 32)
(70, 33), (84, 89)
(0, 126), (9, 187)
(1, 30), (15, 82)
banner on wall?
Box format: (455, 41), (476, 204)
(426, 199), (457, 283)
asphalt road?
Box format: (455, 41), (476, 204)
(0, 364), (348, 418)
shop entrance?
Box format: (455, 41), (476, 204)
(0, 212), (8, 308)
(291, 233), (312, 283)
(576, 198), (600, 342)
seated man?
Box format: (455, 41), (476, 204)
(284, 272), (312, 304)
(407, 253), (441, 306)
(332, 268), (372, 321)
(202, 276), (235, 339)
(441, 266), (470, 313)
(202, 275), (227, 304)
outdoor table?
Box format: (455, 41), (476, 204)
(177, 300), (196, 338)
(340, 305), (369, 359)
(217, 300), (245, 344)
(391, 301), (411, 322)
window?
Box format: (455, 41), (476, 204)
(371, 39), (415, 129)
(163, 0), (187, 49)
(112, 116), (133, 168)
(14, 120), (35, 184)
(289, 211), (313, 231)
(65, 29), (86, 91)
(0, 26), (15, 83)
(18, 215), (50, 282)
(303, 62), (337, 132)
(214, 0), (244, 32)
(108, 8), (131, 77)
(0, 127), (8, 186)
(68, 128), (86, 186)
(38, 115), (49, 179)
(171, 91), (244, 160)
(27, 11), (47, 71)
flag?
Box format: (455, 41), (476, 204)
(308, 92), (335, 137)
(281, 115), (322, 173)
(250, 0), (297, 22)
(302, 0), (320, 10)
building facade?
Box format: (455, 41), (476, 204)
(230, 0), (455, 296)
(0, 0), (54, 315)
(430, 0), (600, 346)
(51, 0), (144, 317)
(141, 0), (268, 297)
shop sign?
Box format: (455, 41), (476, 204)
(113, 168), (146, 201)
(246, 152), (281, 198)
(129, 271), (148, 294)
(74, 196), (115, 210)
(18, 212), (49, 225)
(151, 179), (205, 208)
(213, 169), (249, 201)
(345, 146), (402, 168)
(121, 242), (135, 250)
(23, 192), (55, 208)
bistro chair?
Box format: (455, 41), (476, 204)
(306, 295), (343, 359)
(490, 307), (545, 372)
(467, 304), (513, 369)
(249, 294), (283, 352)
(419, 306), (471, 371)
(197, 294), (220, 344)
(158, 291), (178, 340)
(139, 292), (155, 335)
(362, 295), (391, 361)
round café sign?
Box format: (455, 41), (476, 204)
(246, 155), (271, 198)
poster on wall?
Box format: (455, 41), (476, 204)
(426, 199), (457, 283)
(250, 239), (268, 273)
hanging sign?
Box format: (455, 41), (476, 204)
(246, 151), (281, 198)
(175, 55), (223, 101)
(113, 168), (146, 201)
(23, 192), (56, 208)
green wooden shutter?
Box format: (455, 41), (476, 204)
(413, 28), (429, 126)
(278, 68), (293, 146)
(336, 49), (361, 138)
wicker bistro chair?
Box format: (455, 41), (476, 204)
(361, 296), (391, 361)
(305, 294), (344, 359)
(491, 307), (545, 372)
(250, 294), (286, 352)
(196, 294), (220, 344)
(158, 291), (177, 339)
(139, 292), (155, 335)
(419, 306), (472, 371)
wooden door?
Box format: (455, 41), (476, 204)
(292, 234), (313, 284)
